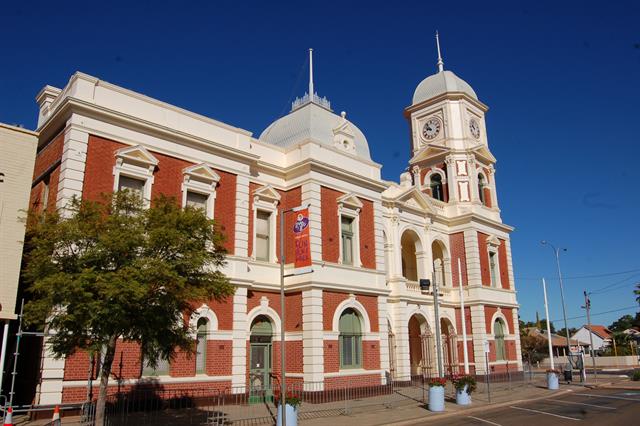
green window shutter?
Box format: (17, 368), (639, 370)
(339, 309), (362, 368)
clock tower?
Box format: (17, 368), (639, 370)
(404, 33), (499, 219)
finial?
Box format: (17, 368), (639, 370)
(341, 111), (346, 119)
(309, 48), (314, 99)
(435, 31), (444, 73)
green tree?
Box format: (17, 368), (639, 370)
(520, 334), (548, 364)
(609, 314), (635, 332)
(23, 192), (234, 425)
(635, 283), (640, 305)
(556, 327), (577, 338)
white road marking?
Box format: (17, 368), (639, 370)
(509, 405), (581, 421)
(576, 393), (640, 402)
(467, 415), (503, 426)
(551, 399), (616, 410)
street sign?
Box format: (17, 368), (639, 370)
(484, 339), (490, 354)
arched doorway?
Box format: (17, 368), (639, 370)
(408, 314), (435, 381)
(249, 315), (273, 401)
(431, 240), (450, 288)
(440, 317), (458, 375)
(401, 230), (423, 286)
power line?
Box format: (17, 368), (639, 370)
(516, 267), (640, 281)
(590, 274), (640, 294)
(551, 305), (639, 324)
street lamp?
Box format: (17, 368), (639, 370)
(541, 241), (571, 357)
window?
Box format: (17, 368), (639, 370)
(430, 174), (444, 201)
(489, 251), (498, 287)
(341, 216), (354, 265)
(339, 309), (362, 369)
(478, 174), (486, 205)
(142, 355), (170, 376)
(196, 318), (208, 374)
(255, 211), (271, 262)
(186, 191), (209, 211)
(494, 319), (506, 361)
(118, 175), (145, 201)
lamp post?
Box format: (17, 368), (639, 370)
(541, 241), (571, 358)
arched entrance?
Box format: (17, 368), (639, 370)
(408, 314), (436, 380)
(249, 315), (273, 401)
(440, 317), (458, 375)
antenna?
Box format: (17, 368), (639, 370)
(435, 31), (444, 73)
(309, 48), (314, 98)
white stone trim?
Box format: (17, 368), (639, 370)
(337, 194), (362, 267)
(181, 163), (219, 219)
(246, 301), (282, 336)
(485, 235), (502, 288)
(252, 185), (280, 263)
(331, 295), (372, 333)
(189, 304), (219, 339)
(489, 309), (510, 335)
(324, 369), (384, 378)
(112, 144), (157, 207)
(62, 375), (234, 387)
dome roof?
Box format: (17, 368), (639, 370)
(259, 101), (371, 160)
(412, 70), (477, 105)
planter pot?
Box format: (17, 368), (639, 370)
(547, 372), (559, 390)
(276, 403), (298, 426)
(428, 385), (445, 412)
(455, 384), (472, 405)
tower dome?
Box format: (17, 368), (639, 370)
(411, 31), (478, 105)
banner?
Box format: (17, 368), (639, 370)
(293, 208), (312, 275)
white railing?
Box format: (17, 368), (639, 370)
(291, 92), (331, 111)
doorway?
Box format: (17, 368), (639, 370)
(249, 316), (273, 403)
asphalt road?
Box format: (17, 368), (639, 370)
(420, 388), (640, 425)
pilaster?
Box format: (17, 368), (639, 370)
(373, 200), (385, 271)
(463, 230), (482, 286)
(37, 336), (65, 405)
(470, 304), (488, 375)
(234, 175), (250, 257)
(377, 296), (390, 384)
(301, 182), (322, 261)
(302, 288), (324, 389)
(231, 287), (248, 391)
(389, 300), (410, 381)
(56, 119), (88, 216)
(511, 308), (523, 368)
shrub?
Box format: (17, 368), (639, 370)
(450, 374), (477, 394)
(631, 370), (640, 382)
(277, 392), (301, 408)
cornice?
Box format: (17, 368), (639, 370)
(404, 92), (489, 117)
(446, 212), (515, 233)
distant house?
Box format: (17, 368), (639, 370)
(525, 328), (587, 356)
(571, 325), (612, 353)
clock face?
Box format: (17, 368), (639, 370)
(422, 117), (441, 140)
(469, 118), (480, 139)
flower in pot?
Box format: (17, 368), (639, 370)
(546, 368), (560, 390)
(276, 392), (301, 426)
(450, 374), (476, 405)
(427, 377), (447, 412)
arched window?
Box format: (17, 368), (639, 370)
(478, 174), (486, 205)
(196, 317), (208, 374)
(339, 309), (362, 369)
(430, 174), (444, 201)
(494, 319), (506, 361)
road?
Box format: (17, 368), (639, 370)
(420, 388), (640, 425)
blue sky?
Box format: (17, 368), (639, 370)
(2, 1), (639, 330)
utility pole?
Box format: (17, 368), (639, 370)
(542, 279), (554, 370)
(583, 291), (597, 382)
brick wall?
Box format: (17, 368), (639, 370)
(477, 232), (490, 286)
(276, 187), (302, 263)
(359, 199), (376, 269)
(320, 186), (340, 263)
(206, 340), (232, 376)
(324, 374), (380, 390)
(246, 290), (302, 332)
(454, 307), (475, 363)
(449, 232), (467, 287)
(30, 131), (64, 212)
(498, 239), (510, 289)
(363, 341), (380, 370)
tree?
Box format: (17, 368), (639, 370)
(23, 192), (234, 425)
(556, 327), (577, 338)
(609, 314), (635, 332)
(635, 282), (640, 305)
(520, 334), (548, 364)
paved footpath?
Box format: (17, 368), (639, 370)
(303, 375), (638, 426)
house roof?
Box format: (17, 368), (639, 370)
(584, 325), (612, 340)
(524, 328), (585, 346)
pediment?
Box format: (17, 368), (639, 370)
(409, 144), (449, 164)
(332, 120), (354, 138)
(337, 192), (363, 209)
(486, 235), (501, 246)
(183, 163), (220, 184)
(115, 145), (159, 167)
(253, 184), (281, 203)
(394, 187), (435, 214)
(471, 145), (497, 164)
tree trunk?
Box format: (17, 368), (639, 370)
(95, 335), (117, 426)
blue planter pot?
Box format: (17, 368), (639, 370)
(456, 384), (472, 405)
(428, 385), (445, 412)
(276, 403), (298, 426)
(547, 372), (559, 390)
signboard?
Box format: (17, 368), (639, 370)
(483, 339), (490, 354)
(292, 208), (312, 275)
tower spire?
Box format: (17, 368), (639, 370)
(309, 48), (314, 98)
(435, 31), (444, 73)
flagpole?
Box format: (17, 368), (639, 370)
(458, 259), (469, 374)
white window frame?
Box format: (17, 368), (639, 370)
(486, 235), (502, 288)
(252, 185), (281, 263)
(181, 163), (220, 219)
(337, 193), (363, 267)
(113, 145), (158, 208)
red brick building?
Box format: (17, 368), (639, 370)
(31, 51), (521, 404)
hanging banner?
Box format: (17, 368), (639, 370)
(293, 207), (313, 275)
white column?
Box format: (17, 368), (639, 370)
(389, 301), (410, 381)
(512, 308), (523, 369)
(56, 118), (89, 216)
(234, 175), (250, 257)
(0, 321), (10, 395)
(463, 230), (482, 286)
(470, 305), (488, 375)
(377, 296), (390, 384)
(445, 156), (457, 203)
(231, 287), (248, 391)
(504, 238), (515, 291)
(302, 289), (324, 389)
(38, 333), (66, 405)
(301, 182), (322, 261)
(373, 201), (386, 271)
